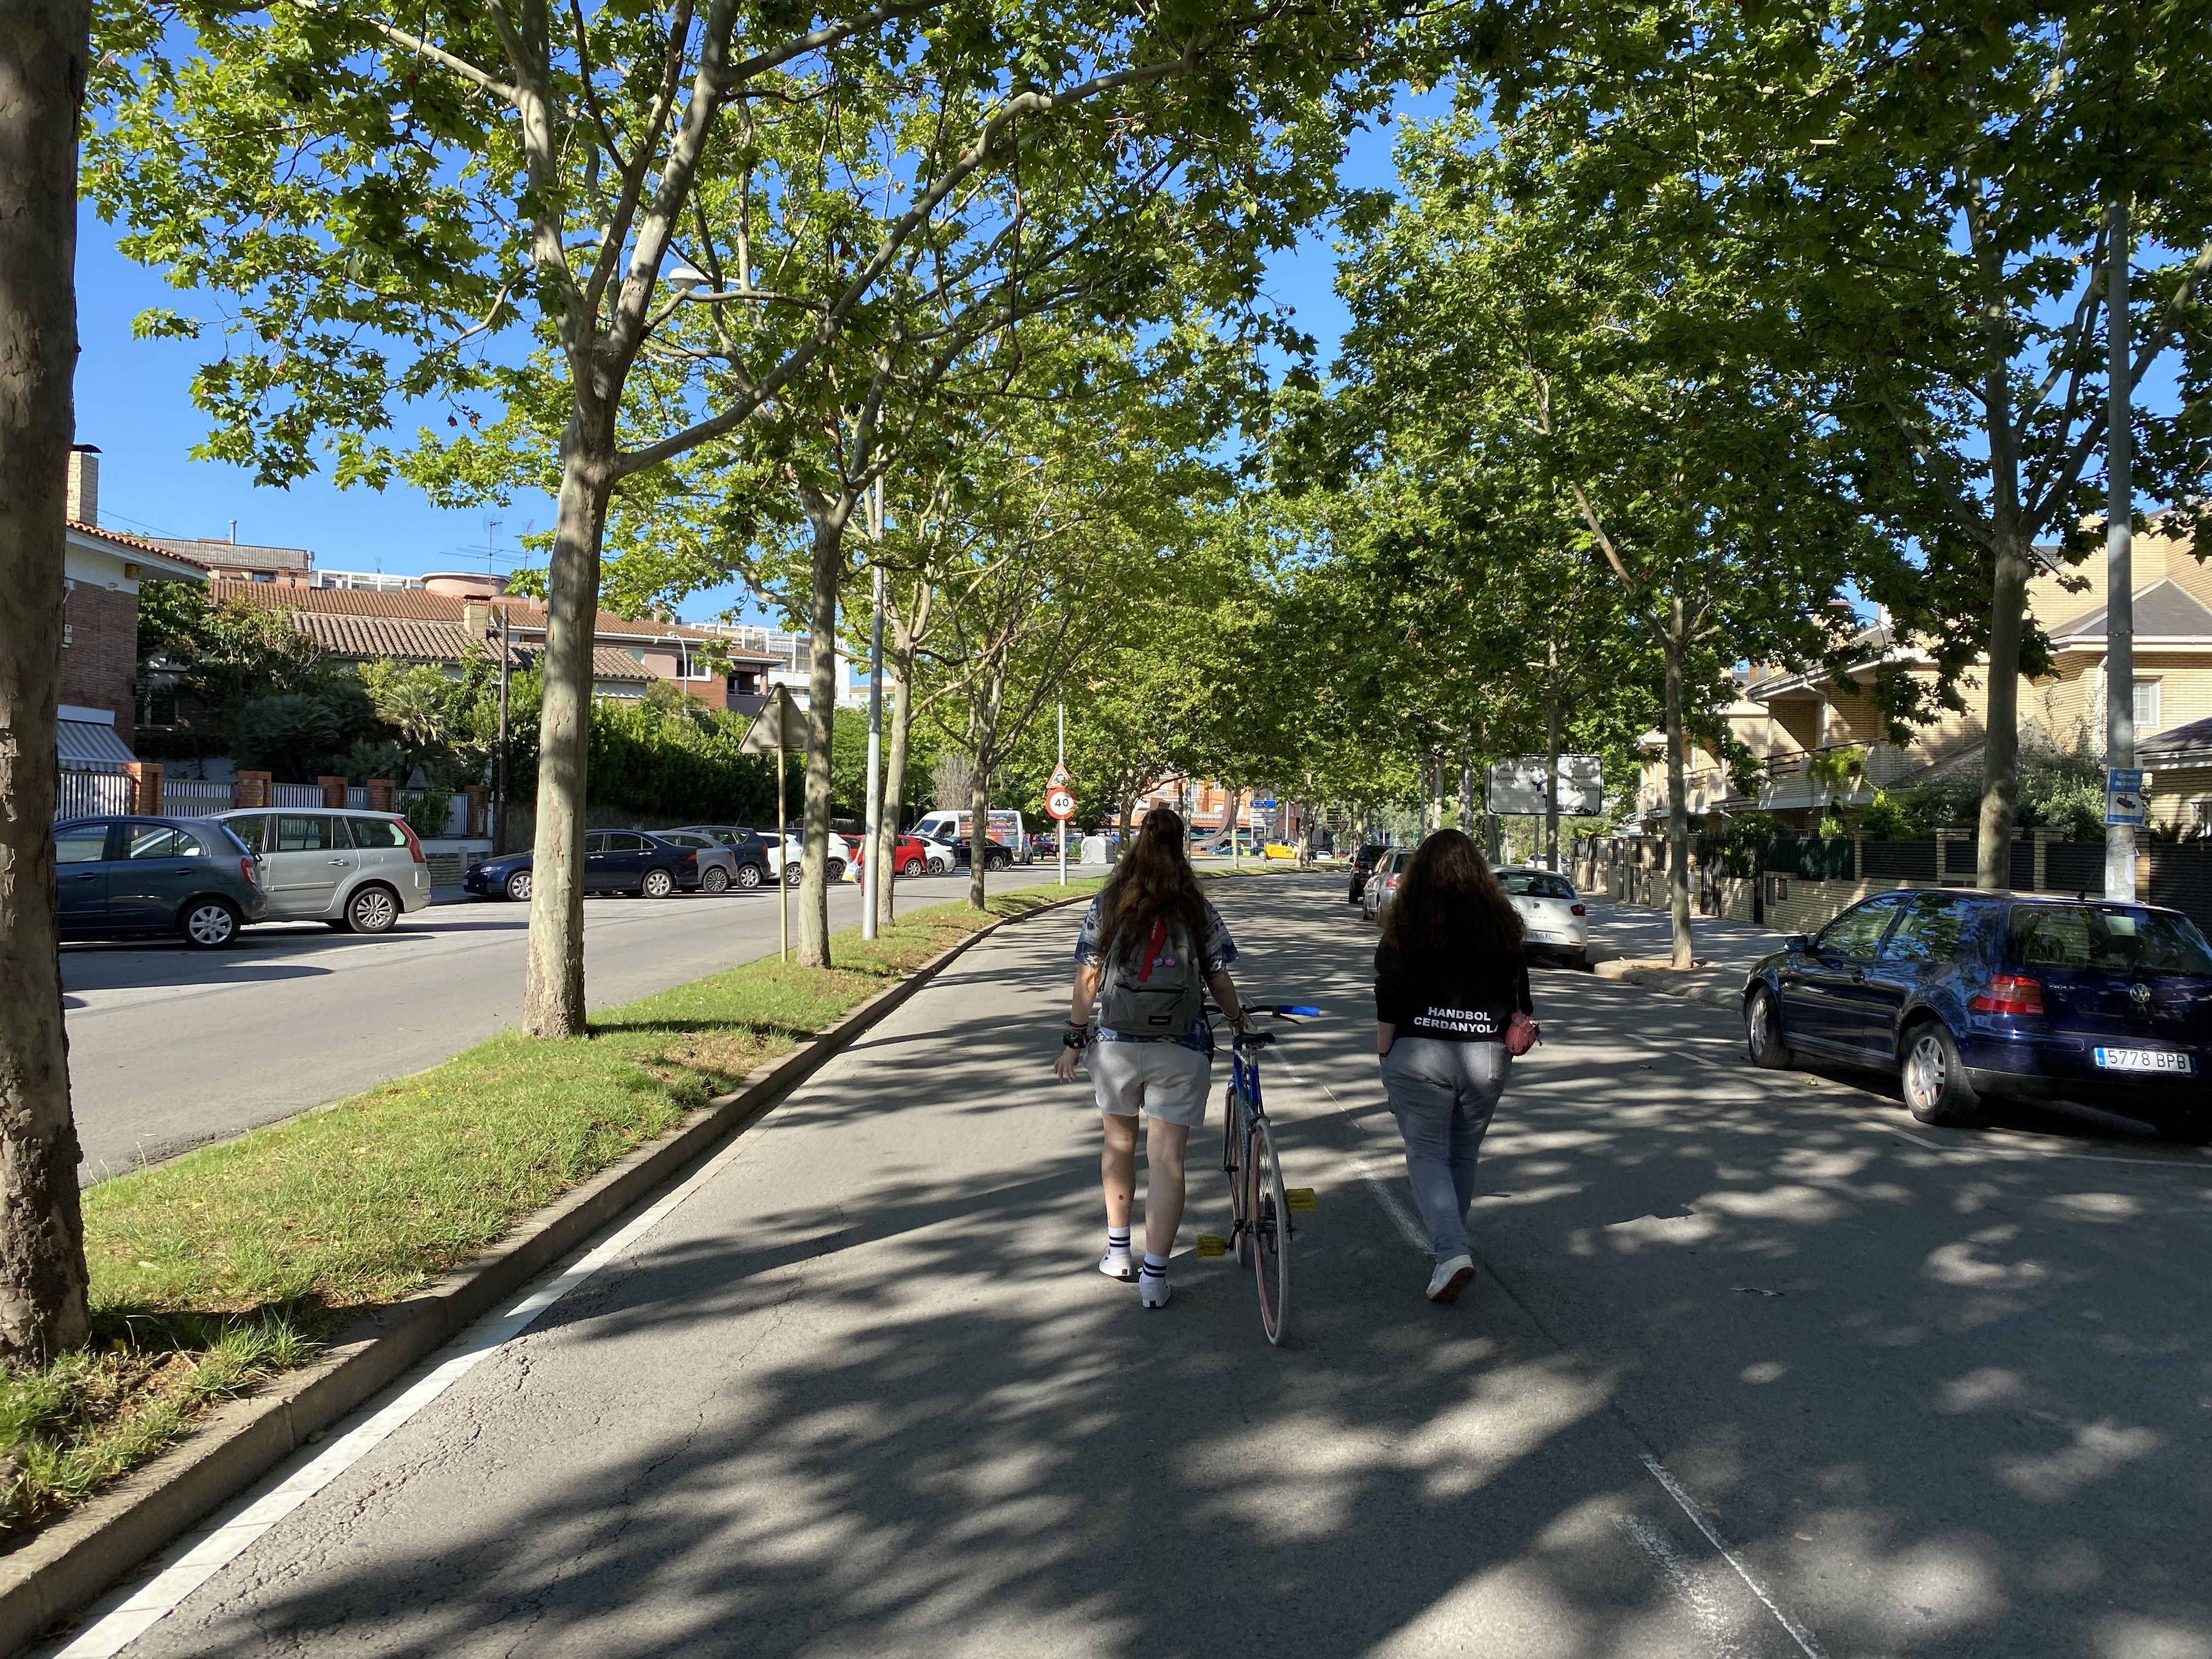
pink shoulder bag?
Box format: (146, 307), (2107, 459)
(1504, 1011), (1539, 1057)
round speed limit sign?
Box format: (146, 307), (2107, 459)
(1045, 787), (1076, 821)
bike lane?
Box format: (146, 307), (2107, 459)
(63, 876), (2212, 1658)
(76, 877), (1767, 1659)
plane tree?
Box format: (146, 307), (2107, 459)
(91, 0), (1404, 1028)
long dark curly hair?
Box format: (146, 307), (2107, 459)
(1379, 830), (1525, 960)
(1095, 808), (1210, 969)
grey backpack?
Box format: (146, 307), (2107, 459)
(1096, 916), (1204, 1038)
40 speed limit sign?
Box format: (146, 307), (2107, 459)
(1045, 787), (1076, 821)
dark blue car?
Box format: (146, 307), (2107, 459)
(54, 815), (269, 948)
(464, 828), (699, 902)
(1742, 889), (2212, 1137)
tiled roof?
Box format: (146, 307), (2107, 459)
(289, 612), (527, 665)
(69, 521), (210, 568)
(151, 538), (312, 571)
(2048, 579), (2212, 642)
(286, 611), (647, 680)
(208, 579), (772, 659)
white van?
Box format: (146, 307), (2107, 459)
(213, 808), (432, 933)
(911, 808), (1028, 868)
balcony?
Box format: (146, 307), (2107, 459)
(1755, 742), (1918, 813)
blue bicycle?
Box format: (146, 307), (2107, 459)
(1200, 1005), (1319, 1346)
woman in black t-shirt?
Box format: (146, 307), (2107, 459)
(1374, 830), (1536, 1304)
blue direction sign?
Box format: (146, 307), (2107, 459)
(2106, 768), (2149, 827)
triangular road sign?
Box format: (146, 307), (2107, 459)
(738, 685), (810, 754)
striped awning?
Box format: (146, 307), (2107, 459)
(57, 718), (136, 772)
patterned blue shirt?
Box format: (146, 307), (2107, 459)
(1074, 896), (1238, 1054)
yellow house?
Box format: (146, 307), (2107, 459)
(1631, 517), (2212, 831)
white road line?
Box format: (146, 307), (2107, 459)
(1640, 1455), (1826, 1659)
(54, 1122), (768, 1658)
(1615, 1514), (1747, 1659)
(1271, 1051), (1431, 1254)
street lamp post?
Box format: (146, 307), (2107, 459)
(483, 606), (512, 855)
(863, 519), (885, 942)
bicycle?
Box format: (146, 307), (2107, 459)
(1197, 1004), (1319, 1346)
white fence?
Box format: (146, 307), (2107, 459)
(56, 770), (133, 819)
(161, 778), (236, 812)
(271, 783), (324, 808)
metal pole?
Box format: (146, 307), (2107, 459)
(776, 735), (788, 962)
(1056, 700), (1066, 887)
(493, 607), (510, 856)
(2105, 194), (2137, 902)
(863, 557), (885, 939)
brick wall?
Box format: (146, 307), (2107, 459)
(60, 580), (139, 746)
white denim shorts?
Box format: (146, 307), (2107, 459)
(1088, 1039), (1212, 1127)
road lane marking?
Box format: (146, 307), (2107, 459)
(1615, 1514), (1748, 1659)
(54, 1112), (770, 1658)
(1269, 1050), (1430, 1254)
(1640, 1454), (1826, 1659)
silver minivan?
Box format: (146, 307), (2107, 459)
(213, 809), (431, 933)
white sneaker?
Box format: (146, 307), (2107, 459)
(1099, 1249), (1135, 1282)
(1427, 1255), (1475, 1304)
(1139, 1273), (1171, 1309)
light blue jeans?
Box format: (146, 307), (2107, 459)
(1379, 1038), (1509, 1261)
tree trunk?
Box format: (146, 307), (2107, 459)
(799, 501), (849, 967)
(522, 419), (613, 1037)
(1545, 640), (1562, 872)
(1663, 611), (1694, 970)
(0, 0), (92, 1361)
(875, 649), (911, 933)
(967, 747), (993, 910)
(1977, 528), (2033, 889)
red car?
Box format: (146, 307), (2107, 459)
(851, 834), (934, 878)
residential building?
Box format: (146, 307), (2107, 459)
(694, 622), (859, 710)
(144, 534), (315, 584)
(1630, 516), (2212, 831)
(205, 574), (777, 710)
(59, 445), (209, 764)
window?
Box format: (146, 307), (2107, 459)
(1881, 894), (1971, 964)
(124, 826), (204, 860)
(226, 815), (271, 854)
(55, 823), (110, 864)
(347, 816), (409, 849)
(2136, 678), (2161, 732)
(274, 815), (333, 853)
(2012, 904), (2212, 974)
(607, 832), (646, 852)
(1815, 897), (1903, 961)
(1500, 871), (1577, 900)
(2094, 665), (2163, 733)
(584, 832), (608, 853)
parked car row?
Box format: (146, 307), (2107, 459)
(55, 807), (432, 948)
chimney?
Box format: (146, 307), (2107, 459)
(65, 444), (100, 525)
(462, 597), (492, 646)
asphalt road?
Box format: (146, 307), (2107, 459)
(66, 876), (2212, 1658)
(60, 877), (898, 1181)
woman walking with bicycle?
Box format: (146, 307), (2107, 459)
(1052, 807), (1246, 1309)
(1374, 830), (1536, 1304)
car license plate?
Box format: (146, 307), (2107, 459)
(2093, 1047), (2193, 1075)
(1530, 930), (1567, 943)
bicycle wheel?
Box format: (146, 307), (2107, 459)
(1249, 1115), (1291, 1345)
(1221, 1082), (1250, 1265)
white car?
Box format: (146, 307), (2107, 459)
(1361, 849), (1403, 922)
(1499, 867), (1588, 968)
(212, 807), (432, 934)
(764, 832), (851, 886)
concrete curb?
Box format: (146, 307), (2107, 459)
(0, 889), (1094, 1656)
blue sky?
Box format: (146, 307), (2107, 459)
(71, 98), (1422, 625)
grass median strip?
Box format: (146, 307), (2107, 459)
(2, 879), (1105, 1543)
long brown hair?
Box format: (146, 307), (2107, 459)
(1379, 830), (1525, 960)
(1096, 808), (1210, 968)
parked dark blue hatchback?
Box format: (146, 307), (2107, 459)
(1742, 889), (2212, 1137)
